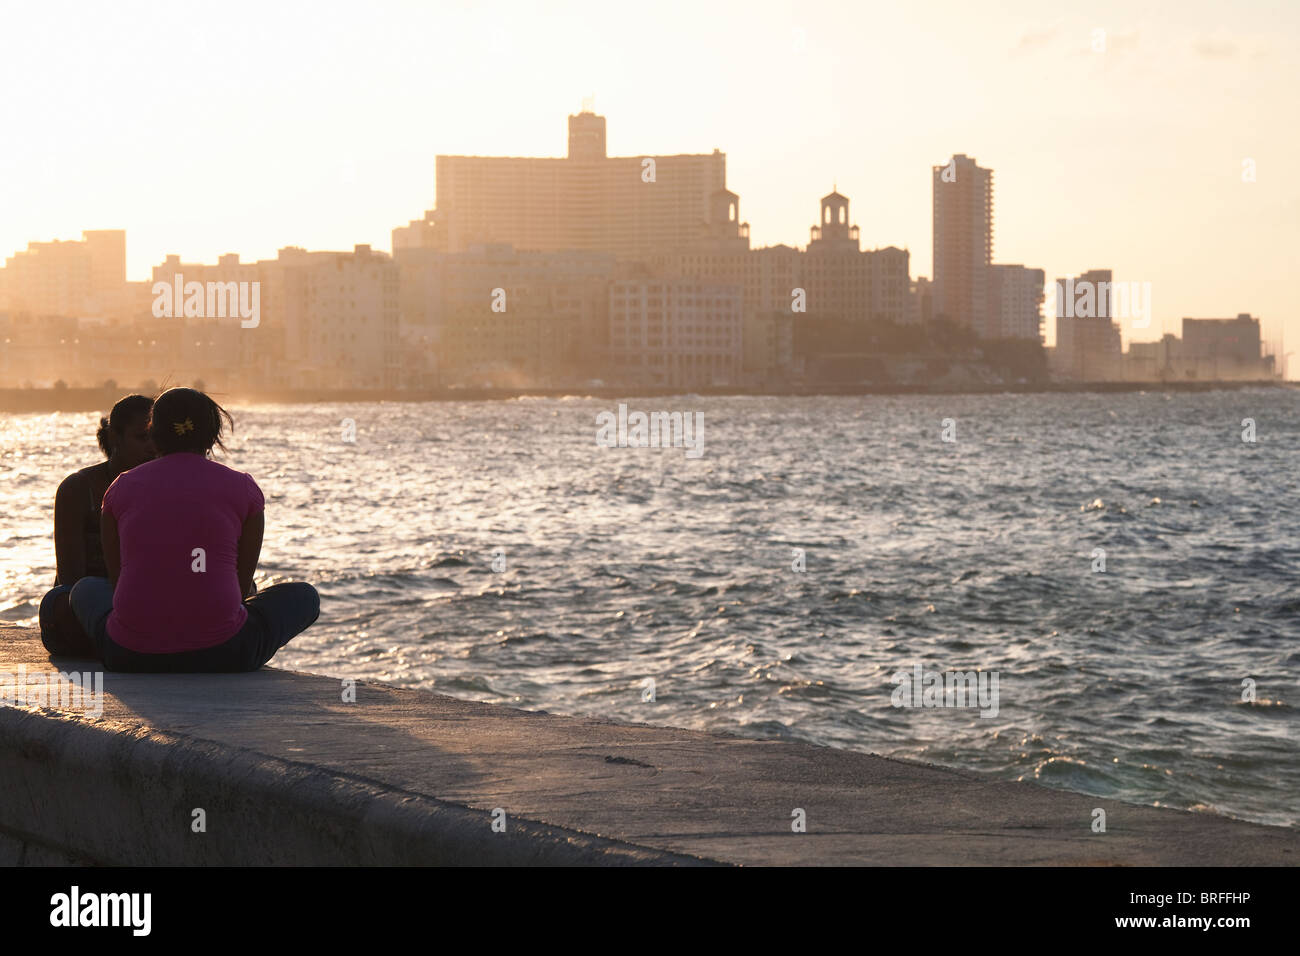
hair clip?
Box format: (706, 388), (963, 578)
(173, 418), (195, 436)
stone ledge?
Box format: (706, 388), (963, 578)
(2, 623), (1295, 865)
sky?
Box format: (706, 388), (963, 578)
(1, 0), (1296, 356)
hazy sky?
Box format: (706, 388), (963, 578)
(1, 0), (1295, 352)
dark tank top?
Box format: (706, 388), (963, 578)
(83, 476), (108, 578)
(55, 469), (109, 585)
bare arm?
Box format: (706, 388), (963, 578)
(102, 511), (121, 589)
(54, 475), (87, 585)
(236, 511), (264, 601)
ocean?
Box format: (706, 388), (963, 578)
(2, 391), (1297, 827)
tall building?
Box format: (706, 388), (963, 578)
(987, 264), (1046, 341)
(394, 112), (729, 260)
(932, 154), (993, 335)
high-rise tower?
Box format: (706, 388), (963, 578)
(932, 154), (993, 335)
(567, 111), (607, 161)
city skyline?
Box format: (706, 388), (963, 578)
(0, 125), (1280, 370)
(2, 0), (1294, 353)
(0, 106), (1281, 389)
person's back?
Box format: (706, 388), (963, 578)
(105, 452), (263, 652)
(40, 393), (155, 657)
(68, 386), (319, 672)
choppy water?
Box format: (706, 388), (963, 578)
(2, 392), (1297, 827)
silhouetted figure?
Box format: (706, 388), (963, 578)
(40, 394), (155, 657)
(68, 387), (320, 672)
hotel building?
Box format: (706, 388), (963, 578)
(394, 112), (728, 260)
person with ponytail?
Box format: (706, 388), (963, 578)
(40, 394), (156, 656)
(68, 387), (319, 672)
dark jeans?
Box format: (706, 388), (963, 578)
(67, 577), (319, 673)
(40, 584), (96, 657)
(41, 578), (262, 659)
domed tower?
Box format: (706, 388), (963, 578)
(810, 189), (859, 246)
(706, 188), (750, 243)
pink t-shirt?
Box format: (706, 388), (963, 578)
(102, 453), (264, 653)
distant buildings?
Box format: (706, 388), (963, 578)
(395, 243), (616, 386)
(1049, 282), (1273, 383)
(987, 265), (1046, 342)
(390, 114), (915, 387)
(804, 190), (865, 325)
(647, 189), (910, 326)
(1053, 270), (1123, 381)
(609, 278), (743, 387)
(932, 154), (993, 336)
(147, 246), (400, 389)
(643, 189), (764, 318)
(1125, 315), (1273, 382)
(1, 230), (126, 321)
(277, 245), (400, 389)
(1123, 334), (1181, 381)
(0, 116), (1280, 389)
(932, 155), (1050, 342)
(1121, 318), (1272, 382)
(1182, 315), (1262, 365)
(804, 191), (911, 326)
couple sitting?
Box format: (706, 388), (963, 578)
(39, 387), (319, 672)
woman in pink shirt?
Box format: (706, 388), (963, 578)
(69, 387), (319, 672)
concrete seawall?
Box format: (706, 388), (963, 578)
(1, 622), (1296, 866)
